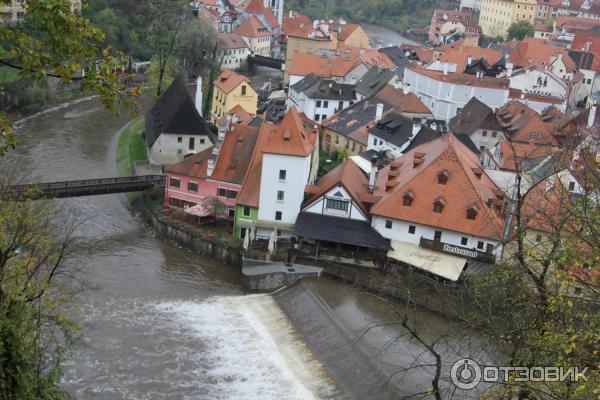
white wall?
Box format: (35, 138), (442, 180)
(219, 47), (250, 70)
(470, 128), (505, 152)
(258, 153), (313, 225)
(509, 69), (567, 100)
(288, 87), (354, 123)
(371, 215), (503, 257)
(405, 69), (509, 121)
(148, 134), (212, 165)
(303, 185), (368, 221)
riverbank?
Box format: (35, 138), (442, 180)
(115, 116), (147, 204)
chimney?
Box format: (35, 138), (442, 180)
(443, 61), (449, 76)
(403, 84), (411, 95)
(375, 103), (384, 122)
(195, 76), (203, 116)
(368, 155), (378, 193)
(585, 39), (592, 52)
(506, 62), (513, 78)
(289, 9), (293, 18)
(467, 55), (473, 65)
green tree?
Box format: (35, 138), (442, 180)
(174, 18), (219, 80)
(0, 183), (77, 399)
(507, 20), (534, 41)
(0, 0), (139, 156)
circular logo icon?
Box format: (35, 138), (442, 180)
(451, 358), (482, 390)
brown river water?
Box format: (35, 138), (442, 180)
(1, 24), (486, 397)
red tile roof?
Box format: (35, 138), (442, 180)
(508, 41), (576, 72)
(487, 140), (559, 171)
(371, 133), (505, 240)
(244, 0), (279, 28)
(165, 147), (212, 178)
(213, 69), (251, 94)
(571, 32), (600, 54)
(282, 11), (311, 35)
(262, 106), (317, 157)
(235, 15), (271, 38)
(337, 23), (361, 41)
(496, 101), (559, 146)
(211, 125), (260, 184)
(218, 32), (249, 50)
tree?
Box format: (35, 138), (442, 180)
(507, 20), (534, 41)
(173, 18), (219, 80)
(0, 0), (139, 156)
(0, 183), (77, 399)
(147, 0), (188, 96)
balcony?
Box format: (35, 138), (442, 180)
(419, 237), (495, 264)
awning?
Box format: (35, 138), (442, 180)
(295, 212), (391, 250)
(387, 241), (467, 281)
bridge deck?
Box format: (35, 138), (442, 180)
(3, 175), (165, 199)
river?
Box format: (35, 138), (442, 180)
(1, 94), (483, 399)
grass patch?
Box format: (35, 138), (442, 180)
(116, 116), (147, 204)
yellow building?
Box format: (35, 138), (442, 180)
(284, 23), (338, 84)
(211, 70), (258, 124)
(335, 23), (371, 49)
(479, 0), (537, 38)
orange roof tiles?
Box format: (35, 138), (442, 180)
(262, 106), (317, 157)
(235, 15), (271, 37)
(337, 23), (361, 41)
(165, 147), (212, 178)
(303, 159), (373, 215)
(496, 102), (559, 146)
(508, 41), (576, 72)
(211, 125), (260, 184)
(371, 133), (505, 241)
(244, 0), (279, 28)
(218, 32), (249, 50)
(571, 32), (600, 54)
(489, 140), (559, 171)
(282, 11), (311, 34)
(213, 69), (251, 94)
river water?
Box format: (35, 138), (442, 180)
(1, 77), (482, 399)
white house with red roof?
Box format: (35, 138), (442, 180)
(370, 133), (507, 280)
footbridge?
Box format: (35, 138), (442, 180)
(248, 54), (284, 70)
(3, 175), (164, 200)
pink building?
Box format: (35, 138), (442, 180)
(164, 123), (260, 218)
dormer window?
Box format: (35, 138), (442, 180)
(403, 191), (414, 207)
(433, 198), (445, 214)
(437, 171), (449, 185)
(466, 205), (479, 220)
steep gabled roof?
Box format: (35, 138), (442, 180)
(369, 112), (415, 148)
(235, 15), (271, 37)
(262, 107), (316, 157)
(165, 147), (213, 177)
(213, 69), (253, 94)
(210, 124), (260, 184)
(371, 133), (505, 241)
(496, 102), (558, 146)
(145, 77), (215, 147)
(355, 67), (396, 98)
(303, 159), (373, 215)
(291, 74), (356, 100)
(449, 97), (501, 136)
(337, 23), (361, 41)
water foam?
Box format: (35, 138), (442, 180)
(156, 295), (340, 400)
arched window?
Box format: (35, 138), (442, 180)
(403, 191), (414, 207)
(433, 198), (445, 213)
(437, 171), (449, 185)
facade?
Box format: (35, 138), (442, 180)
(235, 15), (272, 56)
(404, 67), (510, 121)
(479, 0), (537, 37)
(217, 33), (250, 70)
(210, 70), (258, 124)
(428, 9), (480, 45)
(145, 77), (215, 165)
(284, 22), (338, 83)
(287, 74), (357, 123)
(334, 23), (371, 49)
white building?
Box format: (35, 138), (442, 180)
(507, 66), (569, 113)
(255, 107), (319, 238)
(404, 66), (510, 121)
(287, 74), (357, 123)
(145, 77), (215, 165)
(218, 33), (251, 70)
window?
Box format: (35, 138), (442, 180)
(241, 85), (247, 95)
(279, 170), (287, 180)
(351, 142), (356, 151)
(187, 182), (198, 192)
(218, 187), (227, 197)
(323, 101), (329, 108)
(437, 171), (449, 184)
(403, 193), (414, 207)
(433, 199), (445, 213)
(189, 137), (195, 150)
(466, 207), (478, 220)
(275, 211), (282, 221)
(434, 230), (442, 242)
(461, 237), (468, 246)
(486, 244), (494, 254)
(200, 138), (205, 144)
(373, 138), (377, 145)
(385, 220), (393, 229)
(408, 225), (416, 234)
(338, 101), (344, 110)
(243, 206), (251, 217)
(177, 136), (183, 143)
(314, 114), (320, 122)
(326, 198), (349, 211)
(226, 189), (238, 199)
(277, 190), (285, 201)
(477, 241), (484, 250)
(482, 130), (488, 137)
(228, 209), (235, 218)
(568, 181), (575, 191)
(492, 131), (497, 138)
(316, 100), (322, 108)
(170, 177), (181, 188)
